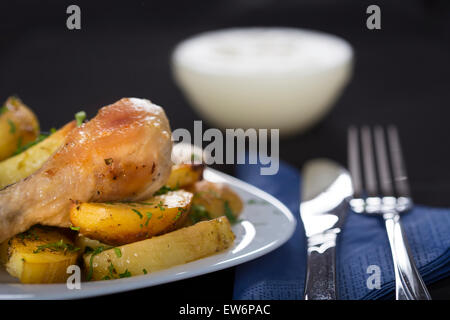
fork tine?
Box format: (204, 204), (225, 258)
(348, 126), (363, 198)
(374, 126), (394, 196)
(387, 125), (411, 198)
(361, 126), (378, 197)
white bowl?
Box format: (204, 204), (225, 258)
(172, 27), (353, 135)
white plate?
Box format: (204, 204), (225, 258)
(0, 168), (296, 300)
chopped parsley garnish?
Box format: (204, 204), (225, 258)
(100, 262), (131, 280)
(33, 239), (80, 254)
(154, 185), (177, 196)
(174, 207), (186, 221)
(70, 225), (80, 231)
(224, 201), (237, 224)
(108, 263), (115, 274)
(106, 263), (117, 279)
(189, 204), (211, 224)
(190, 153), (201, 163)
(114, 247), (122, 258)
(143, 269), (148, 274)
(101, 263), (117, 280)
(87, 246), (112, 281)
(16, 136), (23, 150)
(144, 212), (152, 226)
(13, 130), (56, 156)
(119, 269), (131, 278)
(132, 209), (143, 219)
(157, 201), (165, 211)
(17, 229), (40, 241)
(124, 202), (137, 207)
(0, 104), (7, 115)
(75, 111), (86, 126)
(7, 119), (16, 134)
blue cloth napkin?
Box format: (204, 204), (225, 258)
(233, 160), (450, 300)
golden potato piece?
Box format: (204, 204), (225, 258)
(84, 216), (234, 281)
(0, 121), (76, 189)
(0, 97), (39, 161)
(0, 226), (80, 284)
(187, 180), (243, 224)
(70, 190), (193, 246)
(165, 164), (204, 189)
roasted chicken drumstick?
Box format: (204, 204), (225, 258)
(0, 98), (172, 242)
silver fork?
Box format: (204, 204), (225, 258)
(347, 125), (431, 300)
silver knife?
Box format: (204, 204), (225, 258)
(300, 158), (353, 300)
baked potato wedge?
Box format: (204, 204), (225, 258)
(187, 180), (243, 224)
(0, 226), (80, 284)
(83, 216), (234, 281)
(0, 96), (40, 161)
(70, 190), (193, 246)
(165, 163), (204, 189)
(0, 121), (76, 189)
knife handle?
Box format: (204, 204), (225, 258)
(304, 231), (338, 300)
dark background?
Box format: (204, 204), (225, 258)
(0, 0), (449, 300)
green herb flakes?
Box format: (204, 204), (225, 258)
(119, 269), (131, 278)
(145, 212), (152, 227)
(132, 209), (143, 219)
(154, 185), (177, 196)
(114, 247), (122, 258)
(157, 201), (165, 211)
(87, 246), (112, 281)
(7, 119), (16, 134)
(75, 111), (86, 126)
(13, 131), (54, 156)
(0, 105), (7, 115)
(224, 201), (237, 224)
(189, 204), (211, 224)
(33, 239), (80, 254)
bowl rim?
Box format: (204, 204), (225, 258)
(171, 27), (354, 77)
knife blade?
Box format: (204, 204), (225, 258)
(300, 158), (353, 300)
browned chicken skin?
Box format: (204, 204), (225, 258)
(0, 98), (172, 242)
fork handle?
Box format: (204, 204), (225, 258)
(383, 212), (432, 300)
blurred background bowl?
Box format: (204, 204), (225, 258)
(172, 27), (353, 135)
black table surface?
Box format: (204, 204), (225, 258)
(1, 0), (449, 300)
